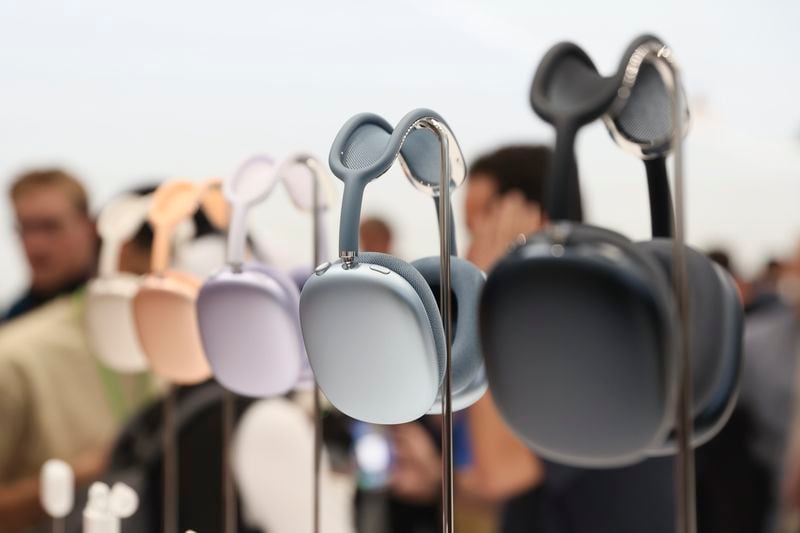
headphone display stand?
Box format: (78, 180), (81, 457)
(663, 54), (696, 533)
(421, 117), (456, 533)
(222, 389), (237, 533)
(163, 386), (178, 533)
(311, 159), (323, 533)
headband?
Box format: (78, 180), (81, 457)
(531, 34), (688, 236)
(224, 154), (333, 267)
(97, 194), (152, 278)
(328, 108), (465, 258)
(148, 179), (229, 275)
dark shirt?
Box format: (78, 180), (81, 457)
(502, 458), (676, 533)
(2, 277), (89, 323)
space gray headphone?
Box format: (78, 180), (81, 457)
(299, 108), (487, 424)
(479, 35), (743, 467)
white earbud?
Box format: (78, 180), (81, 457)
(108, 483), (139, 519)
(40, 459), (75, 519)
(83, 482), (139, 533)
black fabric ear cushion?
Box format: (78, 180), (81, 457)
(358, 252), (446, 387)
(635, 240), (743, 422)
(411, 256), (485, 395)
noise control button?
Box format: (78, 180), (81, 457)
(314, 262), (332, 276)
(369, 265), (391, 275)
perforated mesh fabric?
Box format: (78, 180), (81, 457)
(401, 128), (441, 189)
(341, 124), (391, 170)
(359, 252), (446, 387)
(411, 256), (485, 395)
(615, 62), (672, 145)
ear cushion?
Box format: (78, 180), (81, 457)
(288, 266), (313, 292)
(359, 252), (446, 387)
(635, 240), (744, 421)
(411, 256), (485, 395)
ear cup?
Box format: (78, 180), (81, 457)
(198, 263), (305, 397)
(300, 252), (444, 423)
(133, 273), (212, 384)
(86, 274), (150, 373)
(479, 224), (679, 467)
(636, 240), (744, 451)
(358, 252), (447, 386)
(410, 256), (486, 398)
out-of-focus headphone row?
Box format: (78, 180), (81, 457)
(70, 32), (742, 529)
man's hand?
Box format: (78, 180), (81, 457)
(467, 192), (543, 272)
(389, 423), (441, 504)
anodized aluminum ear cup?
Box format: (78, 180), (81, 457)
(134, 270), (212, 384)
(301, 252), (444, 424)
(479, 224), (679, 467)
(86, 274), (149, 373)
(198, 263), (304, 397)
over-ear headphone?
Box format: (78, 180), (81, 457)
(132, 180), (230, 384)
(197, 154), (332, 397)
(86, 193), (152, 373)
(233, 397), (356, 533)
(299, 108), (487, 424)
(479, 35), (742, 467)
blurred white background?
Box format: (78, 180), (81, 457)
(1, 0), (798, 306)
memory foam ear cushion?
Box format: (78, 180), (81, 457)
(359, 252), (446, 387)
(635, 240), (743, 418)
(411, 256), (485, 395)
(288, 266), (313, 292)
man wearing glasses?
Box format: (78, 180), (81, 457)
(4, 169), (97, 322)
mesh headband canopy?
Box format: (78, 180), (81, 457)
(329, 108), (465, 254)
(224, 154), (332, 266)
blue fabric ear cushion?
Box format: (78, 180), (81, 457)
(358, 252), (446, 387)
(411, 256), (485, 395)
(635, 240), (743, 419)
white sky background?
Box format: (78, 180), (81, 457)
(1, 0), (798, 306)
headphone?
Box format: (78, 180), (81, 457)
(479, 35), (742, 467)
(86, 193), (152, 373)
(299, 108), (487, 424)
(132, 179), (230, 385)
(232, 397), (356, 533)
(197, 154), (331, 397)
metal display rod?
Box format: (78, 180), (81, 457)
(311, 157), (323, 533)
(660, 48), (696, 533)
(417, 117), (456, 533)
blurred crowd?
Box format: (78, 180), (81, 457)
(1, 146), (800, 533)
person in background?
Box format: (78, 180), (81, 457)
(708, 247), (780, 315)
(693, 248), (772, 533)
(0, 187), (160, 532)
(743, 240), (800, 533)
(389, 145), (677, 533)
(359, 216), (393, 254)
(3, 169), (97, 322)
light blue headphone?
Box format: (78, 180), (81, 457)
(299, 108), (487, 424)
